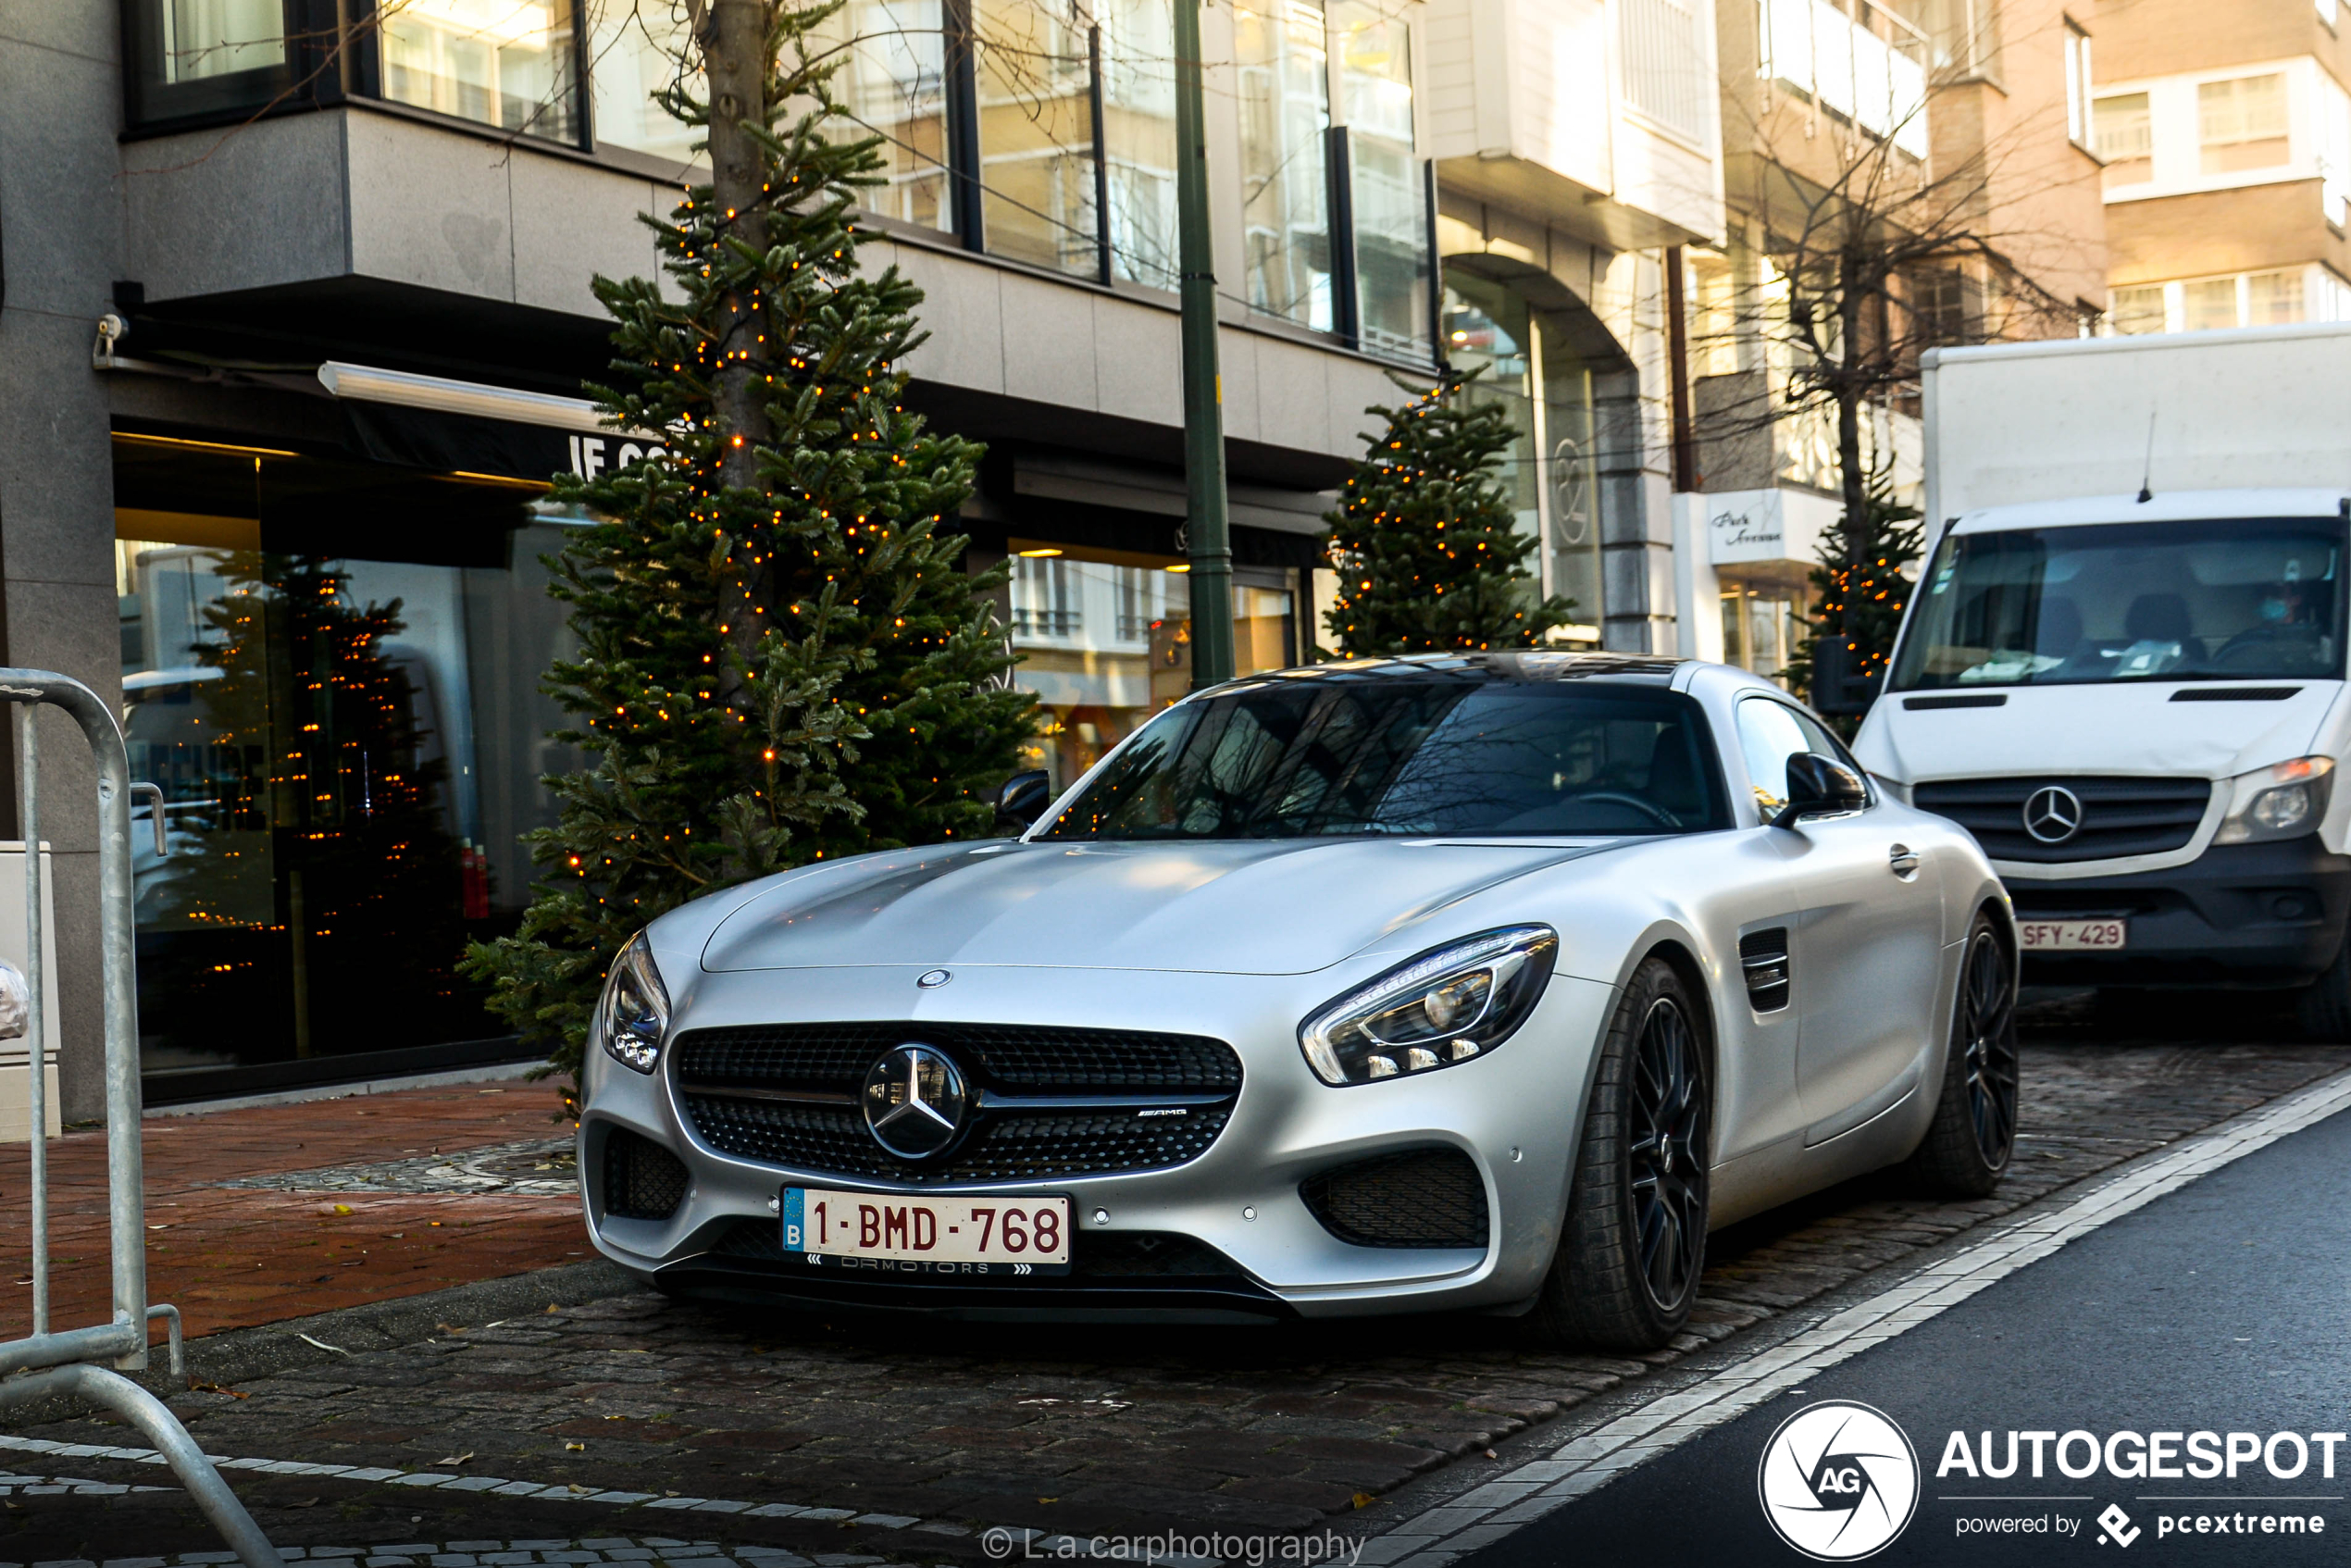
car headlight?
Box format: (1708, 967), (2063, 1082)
(2213, 756), (2335, 846)
(596, 931), (671, 1074)
(1299, 926), (1558, 1087)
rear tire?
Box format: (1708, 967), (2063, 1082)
(1901, 915), (2019, 1198)
(1524, 956), (1710, 1352)
(2295, 927), (2351, 1041)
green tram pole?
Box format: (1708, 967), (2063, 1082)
(1173, 0), (1235, 691)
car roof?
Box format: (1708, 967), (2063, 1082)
(1210, 652), (1693, 691)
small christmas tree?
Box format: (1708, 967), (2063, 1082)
(463, 0), (1035, 1094)
(1785, 466), (1924, 732)
(1322, 370), (1574, 655)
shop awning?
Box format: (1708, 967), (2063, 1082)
(316, 361), (663, 482)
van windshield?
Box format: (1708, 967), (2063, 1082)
(1890, 517), (2348, 690)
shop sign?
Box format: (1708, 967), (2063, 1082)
(1708, 492), (1787, 564)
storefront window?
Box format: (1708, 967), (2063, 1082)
(1442, 272), (1617, 641)
(380, 0), (584, 142)
(114, 442), (581, 1085)
(1334, 0), (1430, 358)
(1007, 544), (1298, 789)
(586, 0), (702, 162)
(1236, 0), (1334, 331)
(1718, 574), (1810, 686)
(974, 0), (1101, 275)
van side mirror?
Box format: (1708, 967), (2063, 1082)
(1772, 753), (1869, 829)
(996, 769), (1052, 831)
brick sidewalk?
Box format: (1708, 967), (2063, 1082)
(0, 1080), (586, 1344)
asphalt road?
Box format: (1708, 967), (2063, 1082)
(1461, 1099), (2351, 1567)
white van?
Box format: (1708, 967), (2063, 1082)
(1854, 329), (2351, 1032)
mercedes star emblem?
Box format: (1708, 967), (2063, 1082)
(862, 1044), (967, 1159)
(2021, 784), (2084, 845)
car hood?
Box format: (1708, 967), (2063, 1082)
(1855, 680), (2344, 784)
(699, 838), (1609, 976)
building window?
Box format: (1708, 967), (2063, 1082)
(585, 0), (701, 162)
(123, 0), (299, 128)
(2094, 92), (2152, 188)
(2181, 276), (2241, 332)
(1913, 0), (2001, 82)
(1620, 0), (1708, 143)
(2247, 268), (2307, 324)
(379, 0), (583, 141)
(2326, 74), (2351, 226)
(814, 0), (953, 233)
(1100, 0), (1181, 289)
(2108, 284), (2165, 334)
(2061, 21), (2092, 148)
(2323, 0), (2340, 30)
(2198, 72), (2289, 175)
(1720, 580), (1806, 686)
(1012, 554), (1083, 638)
(1237, 0), (1335, 332)
(974, 0), (1101, 276)
(1334, 0), (1432, 358)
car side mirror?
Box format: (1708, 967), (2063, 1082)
(1772, 752), (1868, 829)
(996, 769), (1052, 831)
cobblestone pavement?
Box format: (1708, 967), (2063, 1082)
(212, 1140), (578, 1198)
(0, 1083), (583, 1343)
(4, 1001), (2346, 1561)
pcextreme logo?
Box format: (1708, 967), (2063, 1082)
(1759, 1401), (1922, 1561)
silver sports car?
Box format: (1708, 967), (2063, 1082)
(578, 653), (2018, 1349)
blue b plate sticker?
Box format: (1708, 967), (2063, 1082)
(780, 1186), (805, 1251)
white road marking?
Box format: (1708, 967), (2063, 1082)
(1350, 1064), (2351, 1568)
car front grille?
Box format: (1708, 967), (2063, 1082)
(1299, 1147), (1490, 1250)
(672, 1023), (1242, 1184)
(1912, 776), (2212, 863)
(602, 1126), (690, 1221)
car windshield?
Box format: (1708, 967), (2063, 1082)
(1037, 680), (1730, 840)
(1891, 517), (2348, 690)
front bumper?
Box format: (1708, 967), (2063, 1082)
(2009, 838), (2351, 989)
(576, 962), (1616, 1320)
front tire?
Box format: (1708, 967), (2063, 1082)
(1901, 915), (2019, 1197)
(1525, 956), (1710, 1352)
(2295, 926), (2351, 1041)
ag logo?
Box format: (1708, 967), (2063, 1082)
(1758, 1401), (1920, 1561)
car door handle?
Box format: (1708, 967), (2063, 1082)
(1889, 843), (1921, 879)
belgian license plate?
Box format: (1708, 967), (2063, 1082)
(2019, 919), (2127, 952)
(781, 1187), (1072, 1276)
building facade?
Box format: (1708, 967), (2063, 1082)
(2092, 0), (2351, 333)
(1671, 0), (2106, 683)
(1, 0), (1435, 1110)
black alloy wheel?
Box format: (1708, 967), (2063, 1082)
(1902, 914), (2020, 1197)
(1528, 955), (1711, 1351)
(1628, 994), (1709, 1312)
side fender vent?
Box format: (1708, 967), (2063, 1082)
(1739, 928), (1791, 1013)
(603, 1126), (690, 1221)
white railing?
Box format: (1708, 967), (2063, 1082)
(1622, 0), (1711, 142)
(1758, 0), (1929, 158)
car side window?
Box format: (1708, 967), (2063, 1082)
(1734, 698), (1858, 817)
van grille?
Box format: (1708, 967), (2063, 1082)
(1912, 776), (2211, 863)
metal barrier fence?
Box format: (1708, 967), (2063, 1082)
(0, 670), (280, 1564)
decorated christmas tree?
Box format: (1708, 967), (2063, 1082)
(1785, 467), (1923, 731)
(463, 0), (1035, 1091)
(1322, 370), (1574, 655)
